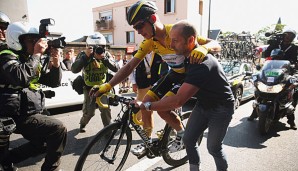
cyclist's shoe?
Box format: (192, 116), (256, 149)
(168, 135), (184, 153)
(131, 143), (146, 156)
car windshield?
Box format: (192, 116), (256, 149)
(220, 62), (240, 76)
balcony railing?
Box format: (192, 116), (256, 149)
(96, 20), (113, 31)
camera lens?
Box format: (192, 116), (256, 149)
(95, 46), (105, 55)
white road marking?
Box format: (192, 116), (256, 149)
(125, 157), (162, 171)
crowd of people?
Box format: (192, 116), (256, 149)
(0, 0), (298, 170)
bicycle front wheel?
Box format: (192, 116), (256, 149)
(75, 123), (132, 171)
(162, 111), (191, 167)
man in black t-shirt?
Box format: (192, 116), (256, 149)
(139, 20), (234, 171)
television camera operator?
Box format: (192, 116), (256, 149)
(264, 29), (298, 64)
(0, 20), (67, 171)
(248, 29), (298, 130)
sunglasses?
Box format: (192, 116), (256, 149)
(133, 20), (147, 30)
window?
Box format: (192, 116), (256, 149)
(103, 33), (113, 44)
(126, 6), (130, 21)
(99, 11), (112, 21)
(126, 31), (135, 43)
(164, 0), (175, 13)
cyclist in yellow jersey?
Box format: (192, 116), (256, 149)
(90, 0), (221, 155)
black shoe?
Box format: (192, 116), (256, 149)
(248, 110), (258, 121)
(0, 163), (18, 171)
(79, 125), (86, 133)
(247, 115), (257, 121)
(287, 120), (297, 130)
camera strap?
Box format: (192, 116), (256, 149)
(280, 44), (292, 53)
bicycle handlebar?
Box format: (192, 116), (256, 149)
(95, 92), (144, 125)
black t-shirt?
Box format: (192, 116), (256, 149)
(135, 60), (151, 89)
(185, 54), (234, 106)
(63, 59), (72, 70)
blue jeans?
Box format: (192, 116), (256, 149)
(183, 102), (234, 171)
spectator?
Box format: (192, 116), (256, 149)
(63, 50), (73, 70)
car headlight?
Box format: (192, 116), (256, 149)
(257, 82), (284, 93)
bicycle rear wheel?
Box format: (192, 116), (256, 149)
(162, 111), (191, 167)
(75, 123), (132, 171)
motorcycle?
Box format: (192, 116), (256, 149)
(251, 59), (298, 135)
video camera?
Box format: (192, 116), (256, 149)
(39, 18), (66, 49)
(265, 31), (285, 46)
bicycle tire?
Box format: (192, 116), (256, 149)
(161, 111), (191, 167)
(75, 123), (132, 171)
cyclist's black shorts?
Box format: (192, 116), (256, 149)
(146, 69), (185, 101)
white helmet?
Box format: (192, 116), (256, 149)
(283, 28), (296, 41)
(0, 11), (10, 25)
(6, 21), (39, 51)
(86, 32), (106, 46)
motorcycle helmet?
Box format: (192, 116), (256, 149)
(0, 11), (10, 26)
(86, 32), (106, 46)
(283, 28), (296, 41)
(5, 21), (39, 51)
(126, 0), (158, 26)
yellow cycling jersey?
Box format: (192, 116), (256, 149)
(134, 24), (207, 73)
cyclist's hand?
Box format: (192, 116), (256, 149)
(89, 83), (112, 97)
(190, 46), (209, 64)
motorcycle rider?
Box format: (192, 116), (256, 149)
(0, 21), (67, 171)
(248, 29), (298, 130)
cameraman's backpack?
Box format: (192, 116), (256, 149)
(72, 75), (85, 95)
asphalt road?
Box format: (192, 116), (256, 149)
(9, 95), (298, 171)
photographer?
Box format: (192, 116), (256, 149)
(71, 37), (118, 133)
(0, 21), (67, 171)
(249, 29), (298, 130)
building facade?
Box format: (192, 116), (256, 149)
(92, 0), (206, 54)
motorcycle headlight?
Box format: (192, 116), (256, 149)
(257, 82), (285, 93)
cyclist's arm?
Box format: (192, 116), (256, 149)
(109, 39), (152, 87)
(108, 57), (142, 87)
(145, 83), (199, 111)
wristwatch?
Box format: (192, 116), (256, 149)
(143, 102), (152, 111)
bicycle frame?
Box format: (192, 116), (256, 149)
(100, 100), (184, 161)
(75, 94), (192, 171)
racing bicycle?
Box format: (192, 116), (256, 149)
(75, 92), (198, 171)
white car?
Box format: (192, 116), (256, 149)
(220, 61), (255, 109)
(41, 70), (84, 109)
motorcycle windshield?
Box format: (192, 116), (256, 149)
(259, 60), (290, 85)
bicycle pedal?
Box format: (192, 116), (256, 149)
(136, 150), (147, 159)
